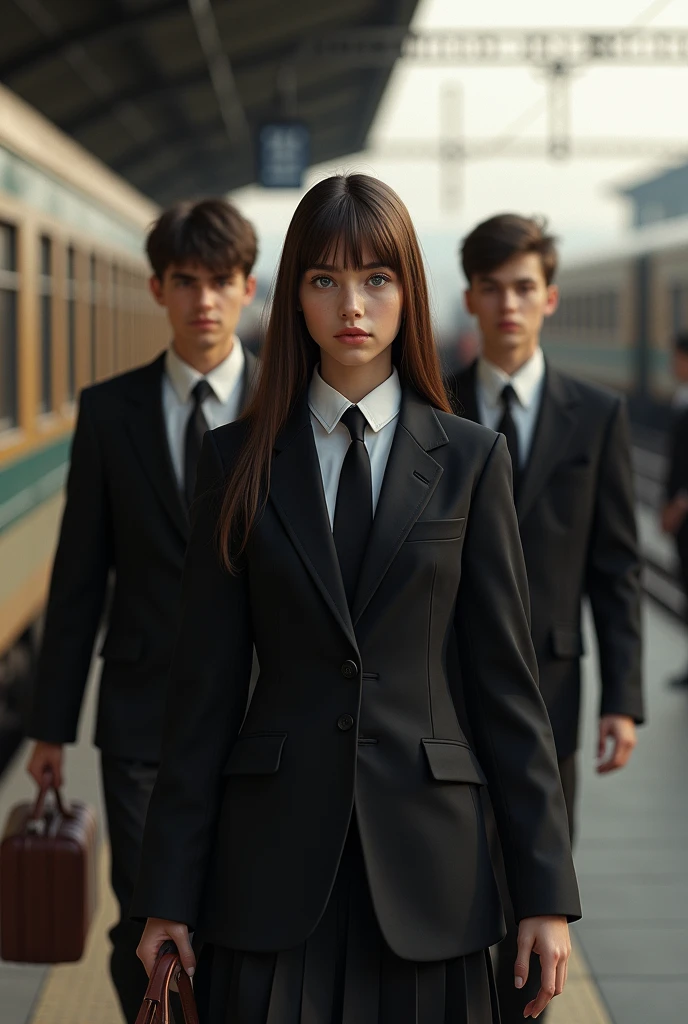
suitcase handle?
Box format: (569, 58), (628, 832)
(135, 940), (199, 1024)
(26, 772), (69, 835)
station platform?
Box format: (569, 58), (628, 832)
(1, 599), (686, 1023)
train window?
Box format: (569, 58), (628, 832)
(66, 245), (77, 401)
(0, 222), (19, 432)
(38, 236), (52, 413)
(90, 255), (97, 382)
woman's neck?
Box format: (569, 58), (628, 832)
(319, 351), (393, 404)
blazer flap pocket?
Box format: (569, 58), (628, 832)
(406, 518), (466, 543)
(422, 738), (487, 785)
(99, 631), (144, 663)
(224, 733), (287, 776)
(551, 626), (584, 659)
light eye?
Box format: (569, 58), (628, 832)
(313, 275), (334, 288)
(368, 273), (389, 287)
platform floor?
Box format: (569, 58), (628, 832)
(1, 599), (686, 1022)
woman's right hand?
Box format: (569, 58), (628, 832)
(137, 918), (196, 978)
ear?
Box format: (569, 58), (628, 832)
(243, 274), (258, 305)
(149, 275), (165, 307)
(464, 287), (475, 316)
(543, 283), (559, 319)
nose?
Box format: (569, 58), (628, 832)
(197, 285), (214, 310)
(501, 288), (518, 313)
(339, 283), (363, 320)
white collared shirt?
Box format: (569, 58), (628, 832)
(162, 339), (246, 488)
(476, 347), (545, 468)
(308, 366), (402, 527)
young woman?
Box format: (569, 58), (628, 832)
(133, 174), (580, 1024)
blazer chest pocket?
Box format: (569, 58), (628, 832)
(422, 738), (487, 785)
(406, 518), (466, 543)
(224, 732), (287, 776)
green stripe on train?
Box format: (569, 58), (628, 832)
(0, 436), (72, 535)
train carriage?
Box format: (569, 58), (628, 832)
(0, 84), (167, 771)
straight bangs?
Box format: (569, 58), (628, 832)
(297, 192), (404, 278)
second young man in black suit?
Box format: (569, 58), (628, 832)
(26, 199), (258, 1023)
(449, 214), (643, 1023)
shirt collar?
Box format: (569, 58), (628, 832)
(308, 366), (402, 434)
(165, 338), (245, 404)
(476, 347), (545, 410)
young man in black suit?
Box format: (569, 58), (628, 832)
(449, 214), (643, 1023)
(26, 198), (259, 1023)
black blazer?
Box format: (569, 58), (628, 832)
(132, 388), (580, 962)
(450, 360), (643, 759)
(28, 349), (257, 761)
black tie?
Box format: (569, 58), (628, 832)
(184, 379), (214, 507)
(497, 383), (521, 491)
(333, 406), (373, 607)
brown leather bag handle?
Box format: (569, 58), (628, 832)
(26, 770), (69, 834)
(135, 941), (199, 1024)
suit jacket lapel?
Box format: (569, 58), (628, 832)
(124, 354), (189, 543)
(239, 349), (258, 412)
(269, 396), (357, 650)
(352, 390), (447, 626)
(451, 361), (480, 423)
(515, 365), (579, 524)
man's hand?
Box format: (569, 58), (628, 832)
(597, 714), (636, 774)
(515, 915), (571, 1018)
(661, 494), (688, 535)
(27, 742), (64, 789)
(137, 918), (196, 979)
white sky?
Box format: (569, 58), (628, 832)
(233, 0), (688, 328)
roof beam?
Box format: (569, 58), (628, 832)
(0, 0), (186, 80)
(187, 0), (250, 146)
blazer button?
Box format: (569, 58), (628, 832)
(337, 714), (355, 732)
(340, 660), (358, 679)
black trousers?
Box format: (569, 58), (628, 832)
(100, 754), (159, 1024)
(492, 754), (576, 1024)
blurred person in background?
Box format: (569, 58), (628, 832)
(661, 332), (688, 686)
(133, 174), (580, 1024)
(449, 214), (644, 1024)
(25, 198), (258, 1023)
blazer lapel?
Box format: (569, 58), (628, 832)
(239, 349), (258, 412)
(352, 390), (448, 626)
(124, 354), (189, 543)
(269, 396), (357, 650)
(516, 365), (579, 524)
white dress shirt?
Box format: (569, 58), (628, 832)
(308, 366), (402, 527)
(162, 340), (246, 488)
(476, 347), (545, 469)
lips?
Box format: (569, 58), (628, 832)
(192, 319), (217, 328)
(335, 328), (369, 338)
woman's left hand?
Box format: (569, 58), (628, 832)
(514, 915), (571, 1018)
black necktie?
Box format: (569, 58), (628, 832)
(497, 383), (521, 491)
(184, 379), (214, 507)
(333, 406), (373, 607)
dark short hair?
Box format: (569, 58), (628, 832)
(675, 331), (688, 355)
(461, 213), (558, 286)
(146, 198), (258, 280)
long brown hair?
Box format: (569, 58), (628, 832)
(219, 173), (451, 571)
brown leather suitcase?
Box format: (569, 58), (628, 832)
(0, 774), (98, 963)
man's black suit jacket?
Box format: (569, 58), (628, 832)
(666, 405), (688, 562)
(28, 349), (257, 761)
(132, 389), (580, 961)
(450, 359), (643, 759)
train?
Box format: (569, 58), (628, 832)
(0, 84), (168, 772)
(542, 213), (688, 431)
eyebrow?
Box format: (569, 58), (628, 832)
(308, 261), (392, 272)
(477, 274), (537, 286)
(171, 270), (234, 281)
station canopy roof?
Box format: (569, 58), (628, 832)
(1, 0), (419, 206)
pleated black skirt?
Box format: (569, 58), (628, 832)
(194, 821), (500, 1024)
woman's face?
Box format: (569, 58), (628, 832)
(298, 244), (403, 372)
